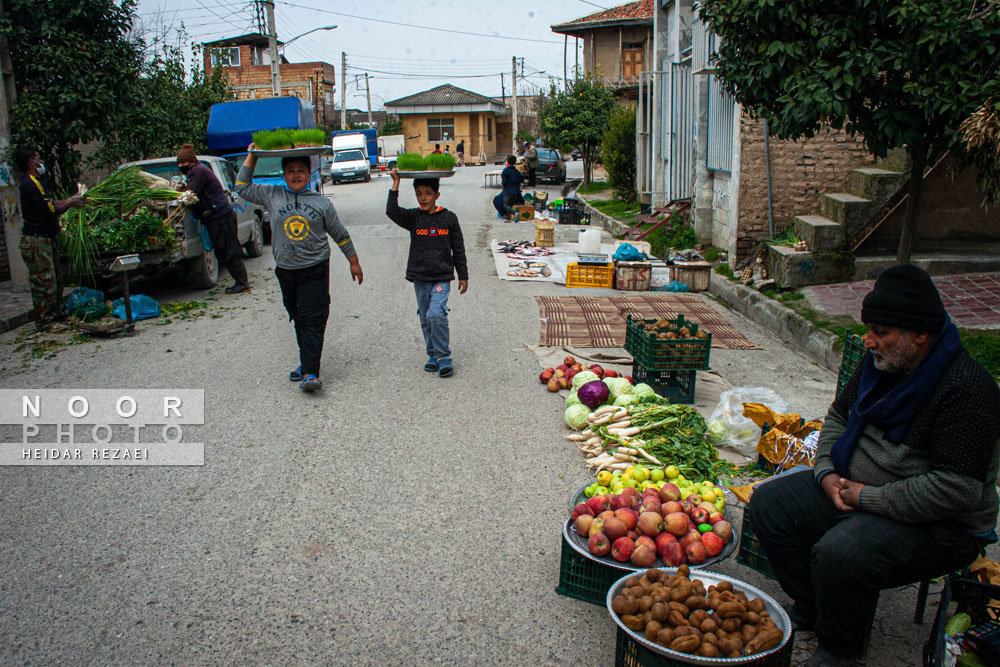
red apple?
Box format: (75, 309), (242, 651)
(637, 511), (664, 537)
(622, 486), (642, 500)
(664, 512), (690, 537)
(702, 531), (725, 558)
(687, 494), (703, 506)
(589, 364), (605, 378)
(572, 363), (583, 372)
(611, 537), (635, 562)
(708, 512), (726, 526)
(662, 501), (683, 515)
(660, 541), (686, 567)
(588, 532), (611, 557)
(603, 516), (628, 542)
(655, 532), (678, 556)
(610, 494), (632, 511)
(564, 356), (576, 366)
(712, 520), (734, 544)
(679, 530), (702, 550)
(636, 535), (656, 552)
(639, 498), (662, 515)
(631, 543), (657, 567)
(557, 376), (570, 390)
(565, 369), (577, 384)
(586, 496), (610, 515)
(546, 378), (561, 392)
(557, 363), (569, 371)
(679, 499), (694, 515)
(598, 510), (615, 521)
(605, 369), (619, 378)
(625, 376), (633, 383)
(554, 367), (566, 377)
(626, 530), (638, 542)
(686, 541), (708, 565)
(570, 503), (594, 522)
(574, 514), (594, 536)
(589, 517), (605, 537)
(539, 370), (553, 383)
(691, 507), (711, 526)
(614, 508), (639, 530)
(658, 483), (681, 503)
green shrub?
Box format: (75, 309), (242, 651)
(715, 262), (734, 279)
(704, 247), (722, 262)
(395, 153), (426, 171)
(600, 105), (637, 203)
(425, 153), (457, 171)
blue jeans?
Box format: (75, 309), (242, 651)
(414, 281), (451, 361)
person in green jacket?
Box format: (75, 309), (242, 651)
(748, 264), (1000, 666)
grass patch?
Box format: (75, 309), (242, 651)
(960, 329), (1000, 379)
(714, 262), (734, 279)
(577, 181), (610, 195)
(588, 198), (641, 220)
(703, 247), (722, 262)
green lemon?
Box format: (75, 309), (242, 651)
(650, 468), (665, 483)
(584, 483), (598, 498)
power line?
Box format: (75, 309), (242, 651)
(273, 1), (563, 44)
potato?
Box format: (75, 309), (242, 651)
(645, 620), (663, 641)
(702, 631), (719, 646)
(721, 617), (743, 633)
(667, 611), (689, 628)
(622, 614), (646, 632)
(748, 597), (766, 614)
(746, 611), (761, 625)
(700, 617), (718, 634)
(684, 595), (709, 610)
(669, 635), (701, 654)
(650, 602), (669, 622)
(655, 627), (676, 646)
(689, 609), (708, 626)
(638, 596), (654, 613)
(741, 624), (758, 644)
(669, 601), (690, 618)
(698, 643), (720, 658)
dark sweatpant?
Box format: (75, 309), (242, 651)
(205, 211), (248, 286)
(274, 259), (330, 377)
(748, 470), (980, 657)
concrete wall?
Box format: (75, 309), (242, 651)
(583, 26), (652, 82)
(735, 116), (875, 259)
(400, 113), (499, 157)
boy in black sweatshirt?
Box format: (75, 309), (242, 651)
(386, 168), (468, 377)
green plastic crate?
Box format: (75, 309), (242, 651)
(631, 363), (697, 404)
(556, 533), (630, 606)
(737, 511), (777, 579)
(836, 330), (867, 399)
(614, 626), (793, 666)
(624, 314), (711, 371)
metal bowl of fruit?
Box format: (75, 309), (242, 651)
(606, 568), (792, 664)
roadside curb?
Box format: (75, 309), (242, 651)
(579, 199), (630, 237)
(0, 308), (34, 334)
(708, 272), (842, 373)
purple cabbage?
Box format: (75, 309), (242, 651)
(577, 380), (610, 409)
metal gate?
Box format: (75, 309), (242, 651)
(638, 64), (694, 203)
(668, 62), (693, 201)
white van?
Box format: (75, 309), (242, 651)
(376, 135), (405, 170)
(330, 133), (370, 184)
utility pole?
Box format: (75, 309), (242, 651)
(500, 73), (505, 104)
(340, 52), (346, 130)
(364, 73), (372, 129)
(563, 35), (568, 92)
(511, 56), (518, 154)
(265, 0), (281, 96)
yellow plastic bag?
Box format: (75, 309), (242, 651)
(744, 403), (823, 471)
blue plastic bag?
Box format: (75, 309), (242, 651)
(656, 280), (691, 292)
(200, 223), (213, 252)
(111, 295), (160, 321)
(613, 243), (644, 261)
(64, 287), (107, 321)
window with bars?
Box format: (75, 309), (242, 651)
(427, 117), (455, 142)
(210, 46), (240, 68)
(487, 117), (493, 141)
(707, 75), (735, 173)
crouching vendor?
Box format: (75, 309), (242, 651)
(748, 264), (1000, 666)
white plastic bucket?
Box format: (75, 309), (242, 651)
(578, 229), (601, 255)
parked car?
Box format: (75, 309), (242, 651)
(535, 147), (567, 184)
(329, 147), (371, 184)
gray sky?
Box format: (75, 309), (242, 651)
(134, 0), (607, 109)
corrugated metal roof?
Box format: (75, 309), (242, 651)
(385, 84), (499, 108)
(551, 0), (653, 33)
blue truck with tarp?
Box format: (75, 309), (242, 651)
(207, 97), (324, 237)
(332, 128), (377, 168)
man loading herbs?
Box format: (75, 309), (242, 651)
(748, 264), (1000, 666)
(14, 146), (86, 332)
(176, 143), (250, 294)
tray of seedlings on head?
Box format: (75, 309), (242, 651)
(625, 313), (712, 371)
(394, 152), (456, 178)
(249, 129), (331, 157)
(608, 565), (793, 664)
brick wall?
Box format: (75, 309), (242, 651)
(736, 116), (875, 247)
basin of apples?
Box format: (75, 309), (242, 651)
(539, 355), (630, 393)
(568, 481), (736, 569)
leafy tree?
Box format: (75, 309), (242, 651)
(601, 104), (637, 203)
(378, 117), (403, 136)
(515, 128), (537, 145)
(2, 0), (144, 193)
(698, 0), (1000, 263)
(539, 74), (616, 189)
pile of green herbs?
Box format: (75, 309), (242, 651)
(395, 153), (456, 171)
(252, 128), (327, 150)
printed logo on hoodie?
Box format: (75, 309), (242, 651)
(284, 215), (310, 241)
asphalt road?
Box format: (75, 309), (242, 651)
(0, 163), (957, 665)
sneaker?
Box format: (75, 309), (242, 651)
(289, 366), (303, 382)
(438, 359), (454, 378)
(423, 357), (439, 372)
(299, 374), (323, 392)
(225, 284), (251, 294)
(496, 212), (505, 218)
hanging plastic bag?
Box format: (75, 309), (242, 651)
(64, 287), (108, 321)
(706, 387), (789, 454)
(111, 295), (160, 321)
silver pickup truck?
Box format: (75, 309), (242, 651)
(117, 155), (265, 288)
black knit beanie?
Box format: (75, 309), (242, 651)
(861, 264), (947, 333)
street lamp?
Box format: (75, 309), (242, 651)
(270, 24), (337, 96)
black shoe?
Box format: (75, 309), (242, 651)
(782, 603), (816, 632)
(225, 284), (251, 294)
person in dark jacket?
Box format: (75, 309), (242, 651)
(14, 146), (86, 331)
(386, 168), (468, 378)
(176, 143), (250, 294)
(492, 155), (523, 218)
(749, 265), (1000, 666)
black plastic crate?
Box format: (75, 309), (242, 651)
(558, 207), (580, 225)
(624, 314), (712, 371)
(631, 363), (697, 404)
(556, 533), (631, 606)
(737, 511), (777, 579)
(615, 626), (793, 666)
(924, 575), (1000, 667)
(836, 330), (867, 399)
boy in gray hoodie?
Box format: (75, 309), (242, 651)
(237, 148), (364, 391)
